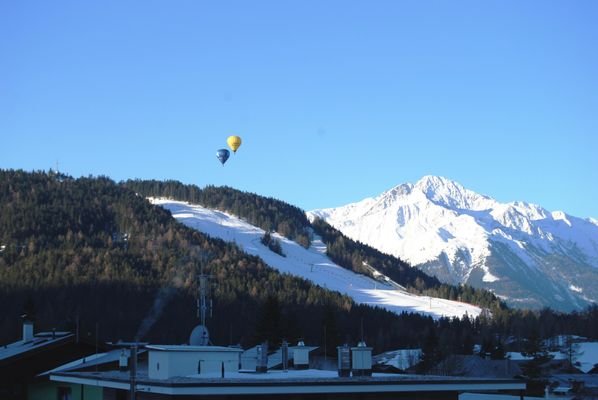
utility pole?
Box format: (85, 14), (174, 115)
(130, 339), (138, 400)
(324, 325), (327, 363)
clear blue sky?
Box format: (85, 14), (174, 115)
(2, 1), (597, 218)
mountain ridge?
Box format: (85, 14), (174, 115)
(309, 176), (598, 311)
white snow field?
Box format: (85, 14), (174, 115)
(309, 175), (598, 310)
(150, 199), (481, 320)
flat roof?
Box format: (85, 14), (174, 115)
(51, 369), (525, 396)
(146, 345), (243, 353)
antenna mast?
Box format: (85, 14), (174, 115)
(189, 256), (215, 346)
(196, 265), (213, 326)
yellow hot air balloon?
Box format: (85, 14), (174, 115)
(227, 135), (242, 153)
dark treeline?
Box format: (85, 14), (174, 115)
(1, 170), (598, 365)
(123, 179), (311, 248)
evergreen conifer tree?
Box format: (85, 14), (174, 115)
(521, 329), (552, 378)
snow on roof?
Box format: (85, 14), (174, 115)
(53, 368), (524, 390)
(506, 342), (598, 373)
(38, 351), (110, 376)
(146, 345), (243, 352)
(506, 351), (566, 361)
(551, 373), (598, 387)
(151, 199), (482, 320)
(373, 349), (422, 370)
(0, 332), (73, 362)
(185, 369), (345, 380)
(38, 348), (150, 377)
(460, 393), (545, 400)
(576, 342), (598, 373)
(543, 335), (588, 347)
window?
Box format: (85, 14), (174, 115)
(57, 387), (72, 400)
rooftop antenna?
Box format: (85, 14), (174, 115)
(360, 317), (364, 343)
(197, 264), (214, 326)
(75, 311), (80, 343)
(130, 337), (138, 400)
(324, 325), (327, 363)
(190, 263), (214, 346)
(95, 322), (99, 372)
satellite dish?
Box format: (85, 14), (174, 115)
(189, 324), (210, 346)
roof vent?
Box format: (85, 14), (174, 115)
(22, 319), (34, 342)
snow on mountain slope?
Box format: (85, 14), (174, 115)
(150, 198), (481, 320)
(309, 177), (494, 283)
(309, 176), (598, 311)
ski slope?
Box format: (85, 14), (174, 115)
(151, 199), (482, 319)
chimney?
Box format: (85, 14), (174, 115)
(130, 342), (138, 400)
(281, 340), (289, 372)
(119, 349), (129, 371)
(292, 340), (310, 370)
(351, 341), (372, 377)
(22, 319), (34, 342)
(256, 341), (268, 373)
(337, 344), (351, 377)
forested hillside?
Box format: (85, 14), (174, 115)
(0, 170), (438, 352)
(125, 179), (504, 310)
(119, 178), (598, 347)
(2, 170), (598, 366)
(124, 180), (311, 247)
(310, 218), (504, 310)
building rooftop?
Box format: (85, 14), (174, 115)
(38, 348), (146, 377)
(373, 348), (422, 371)
(51, 368), (525, 396)
(0, 332), (73, 363)
(146, 345), (243, 353)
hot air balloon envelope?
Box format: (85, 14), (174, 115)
(216, 148), (230, 165)
(227, 136), (242, 153)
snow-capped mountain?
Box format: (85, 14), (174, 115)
(309, 176), (598, 311)
(150, 198), (481, 320)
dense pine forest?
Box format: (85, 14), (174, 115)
(1, 170), (598, 368)
(0, 170), (437, 351)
